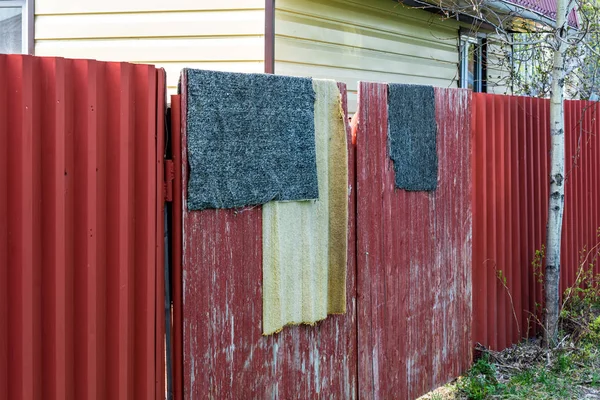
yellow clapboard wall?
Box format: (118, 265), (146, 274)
(34, 0), (507, 105)
(34, 0), (266, 95)
(274, 0), (461, 113)
(486, 36), (512, 95)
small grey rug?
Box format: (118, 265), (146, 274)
(184, 69), (319, 210)
(387, 84), (438, 191)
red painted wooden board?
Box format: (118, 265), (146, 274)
(179, 82), (358, 399)
(355, 83), (473, 400)
(471, 95), (600, 351)
(0, 54), (165, 400)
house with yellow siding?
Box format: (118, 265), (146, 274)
(1, 0), (567, 112)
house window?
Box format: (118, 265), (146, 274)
(460, 35), (486, 92)
(0, 0), (33, 55)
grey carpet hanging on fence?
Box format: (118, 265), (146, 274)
(184, 68), (319, 210)
(387, 84), (438, 191)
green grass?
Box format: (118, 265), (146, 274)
(456, 356), (501, 399)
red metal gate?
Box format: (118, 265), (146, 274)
(172, 84), (358, 399)
(0, 54), (166, 400)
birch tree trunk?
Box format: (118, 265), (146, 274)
(545, 0), (568, 345)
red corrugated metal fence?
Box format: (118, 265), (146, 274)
(355, 83), (473, 399)
(0, 54), (166, 400)
(472, 94), (600, 351)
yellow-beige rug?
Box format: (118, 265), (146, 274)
(262, 79), (348, 335)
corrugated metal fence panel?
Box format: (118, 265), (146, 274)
(155, 68), (167, 400)
(171, 94), (184, 400)
(472, 94), (600, 351)
(179, 83), (358, 398)
(0, 54), (165, 400)
(355, 83), (473, 399)
(563, 100), (600, 295)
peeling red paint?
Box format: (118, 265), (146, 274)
(178, 83), (358, 399)
(355, 83), (473, 400)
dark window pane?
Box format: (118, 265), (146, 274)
(466, 41), (475, 91)
(0, 8), (22, 54)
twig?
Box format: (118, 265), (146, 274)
(488, 260), (522, 338)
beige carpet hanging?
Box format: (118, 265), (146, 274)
(262, 79), (348, 335)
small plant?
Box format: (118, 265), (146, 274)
(496, 269), (507, 286)
(583, 315), (600, 344)
(531, 245), (547, 334)
(590, 315), (600, 333)
(553, 353), (573, 374)
(511, 369), (535, 386)
(532, 245), (546, 285)
(586, 370), (600, 387)
(457, 356), (500, 400)
(560, 228), (600, 344)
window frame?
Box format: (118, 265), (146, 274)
(0, 0), (34, 55)
(459, 32), (487, 93)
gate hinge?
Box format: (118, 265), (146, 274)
(164, 159), (174, 202)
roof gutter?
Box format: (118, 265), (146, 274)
(485, 0), (561, 29)
(400, 0), (494, 30)
(400, 0), (571, 32)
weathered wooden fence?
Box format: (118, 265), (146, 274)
(471, 94), (600, 351)
(0, 54), (166, 400)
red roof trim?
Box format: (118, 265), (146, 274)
(503, 0), (579, 27)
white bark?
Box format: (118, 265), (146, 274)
(545, 0), (568, 345)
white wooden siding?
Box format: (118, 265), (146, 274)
(274, 0), (461, 112)
(34, 1), (265, 95)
